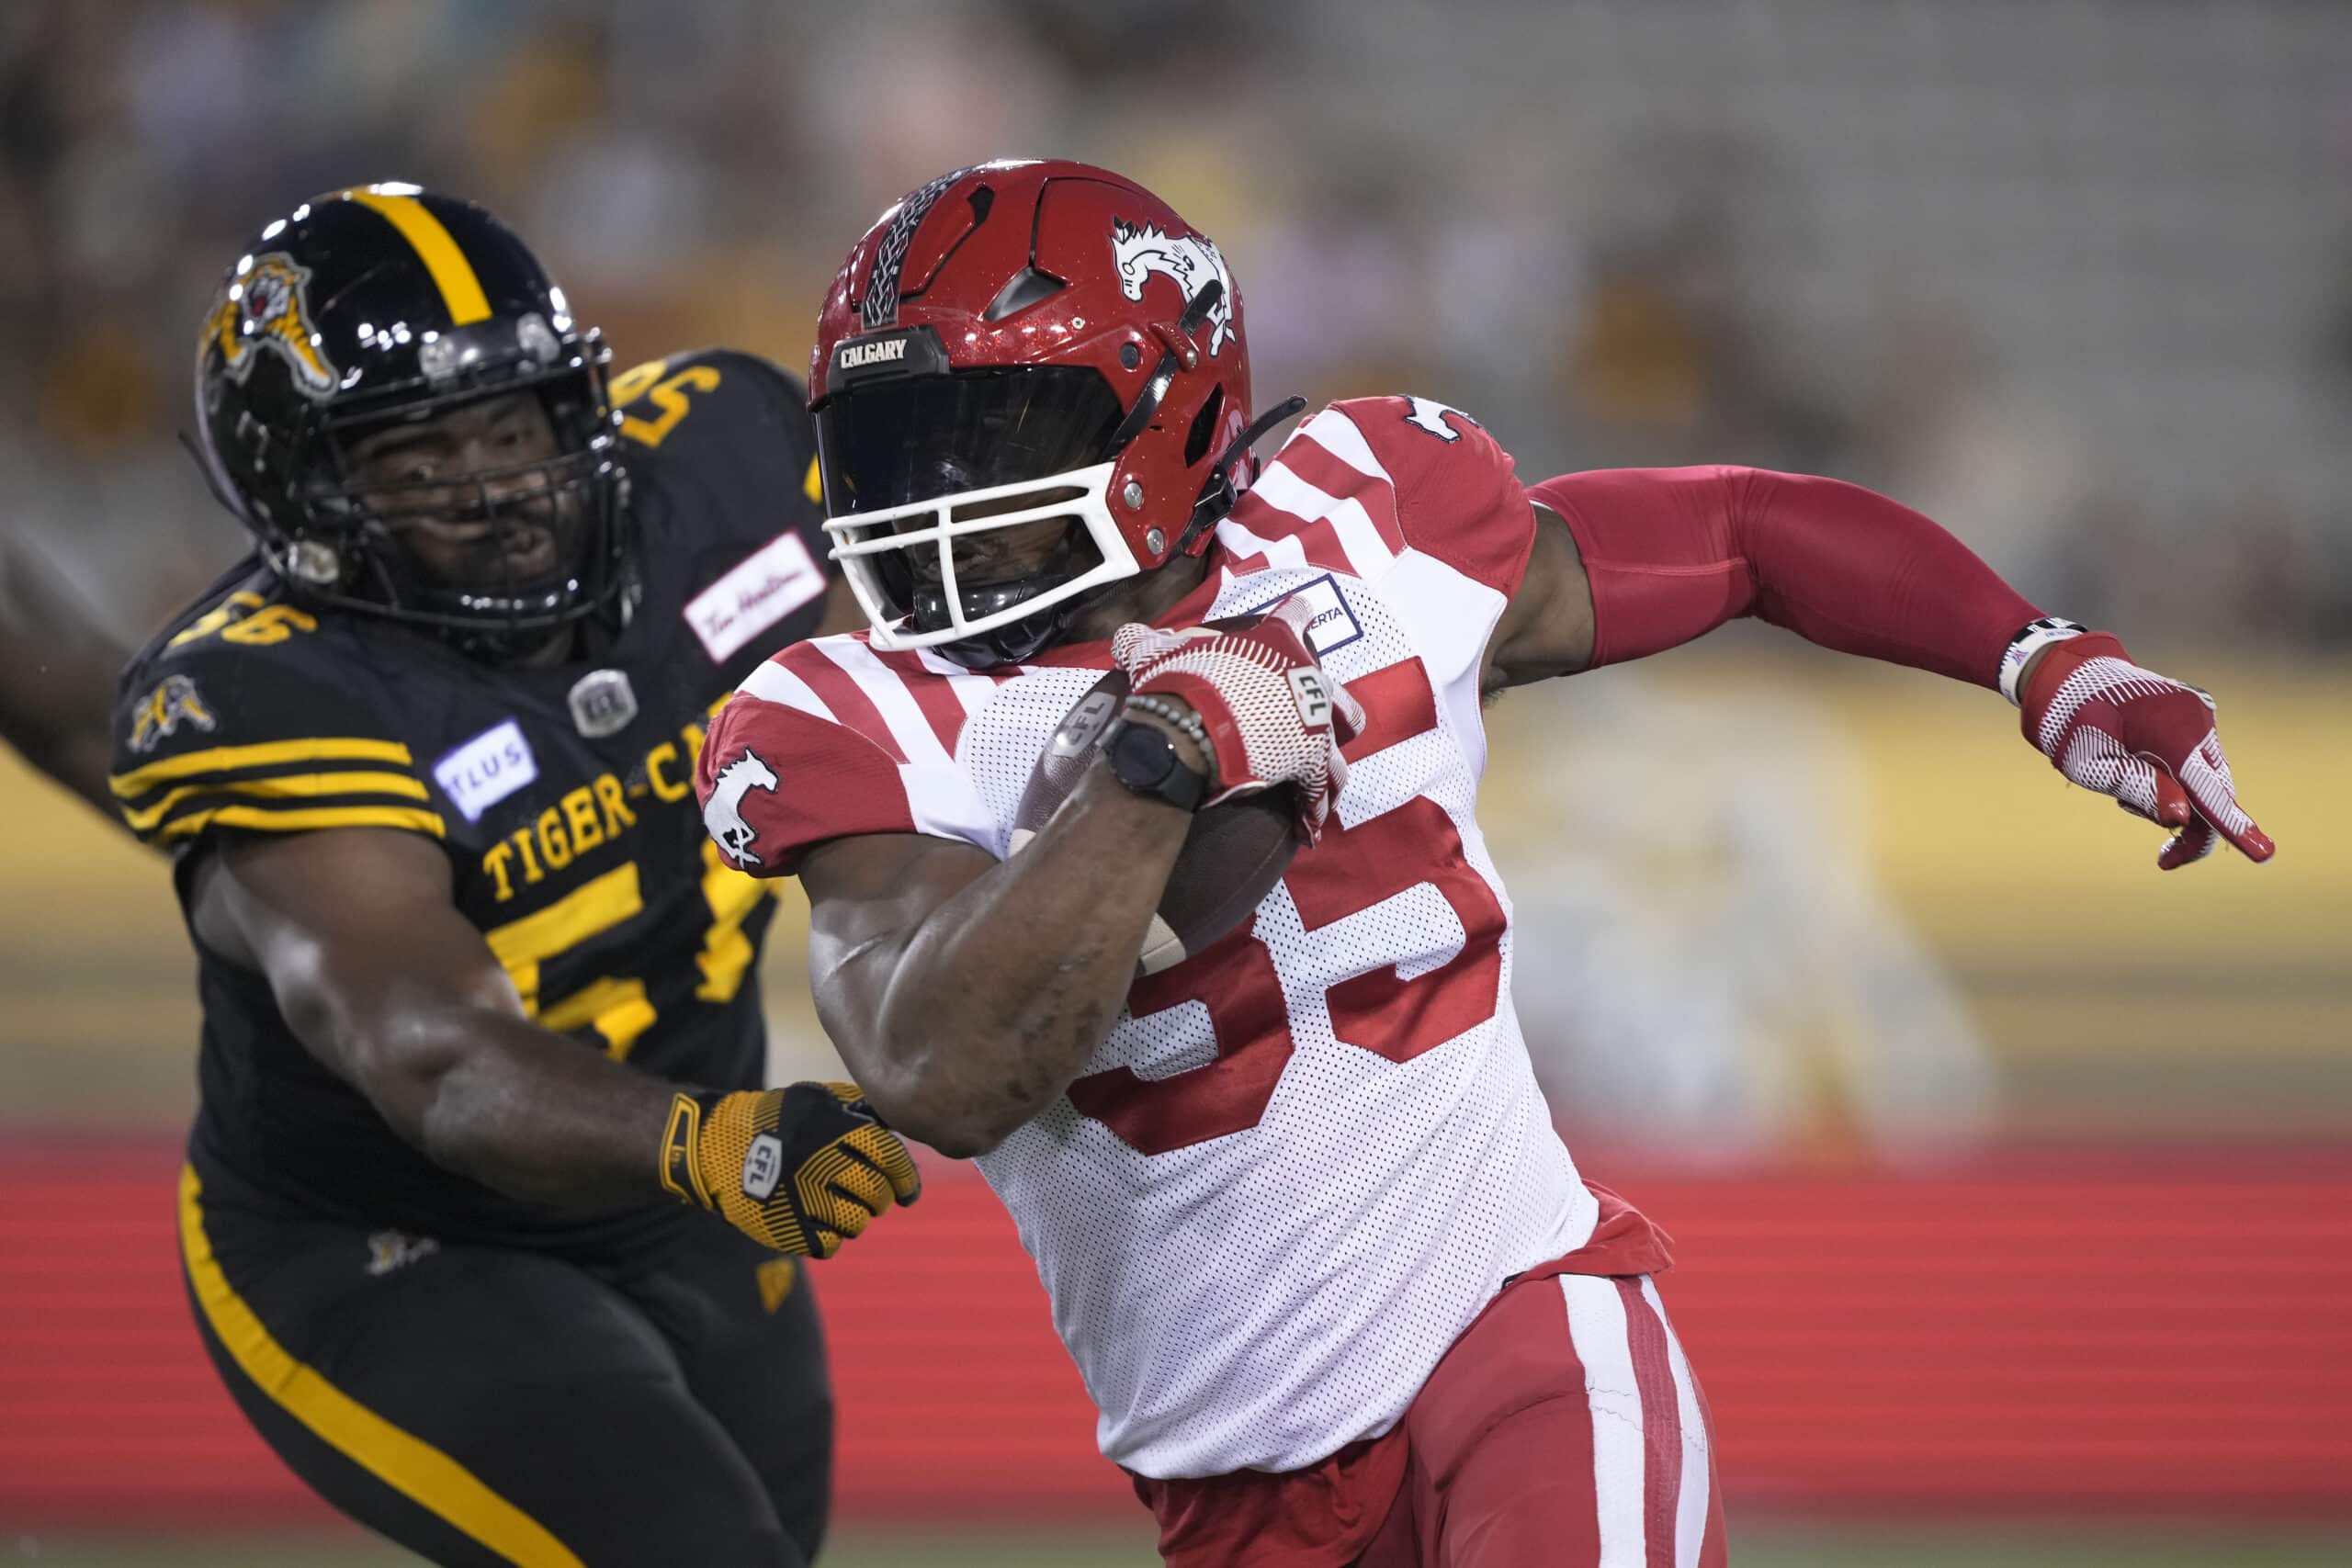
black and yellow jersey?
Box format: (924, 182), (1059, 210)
(112, 348), (832, 1251)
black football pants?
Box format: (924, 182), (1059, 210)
(177, 1165), (831, 1567)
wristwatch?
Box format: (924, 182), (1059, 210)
(1102, 716), (1209, 812)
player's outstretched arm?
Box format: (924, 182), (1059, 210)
(0, 537), (134, 823)
(800, 761), (1193, 1159)
(1488, 468), (2272, 868)
(186, 826), (917, 1253)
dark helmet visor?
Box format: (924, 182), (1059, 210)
(816, 366), (1122, 516)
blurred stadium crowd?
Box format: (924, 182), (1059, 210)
(1, 0), (2346, 1160)
(5, 0), (2349, 648)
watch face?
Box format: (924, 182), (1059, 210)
(1111, 720), (1176, 785)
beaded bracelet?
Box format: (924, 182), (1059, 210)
(1122, 694), (1217, 774)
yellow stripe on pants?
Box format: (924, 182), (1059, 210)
(177, 1167), (583, 1566)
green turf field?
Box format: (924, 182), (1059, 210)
(8, 1526), (2350, 1566)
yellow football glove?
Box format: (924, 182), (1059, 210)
(661, 1082), (921, 1257)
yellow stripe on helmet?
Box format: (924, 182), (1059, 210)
(340, 184), (492, 325)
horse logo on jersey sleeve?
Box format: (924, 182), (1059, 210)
(703, 749), (779, 867)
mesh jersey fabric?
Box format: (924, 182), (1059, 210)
(704, 397), (1659, 1476)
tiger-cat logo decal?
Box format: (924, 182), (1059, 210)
(201, 254), (337, 398)
(129, 674), (217, 754)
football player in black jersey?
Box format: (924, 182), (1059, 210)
(86, 185), (922, 1568)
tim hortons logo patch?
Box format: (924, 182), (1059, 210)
(1110, 220), (1236, 355)
(685, 533), (828, 664)
(200, 253), (337, 398)
(128, 674), (217, 753)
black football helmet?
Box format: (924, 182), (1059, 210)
(193, 183), (629, 656)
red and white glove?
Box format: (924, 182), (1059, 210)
(2008, 619), (2275, 870)
(1111, 597), (1366, 843)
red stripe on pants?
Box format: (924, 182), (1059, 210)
(1141, 1268), (1727, 1566)
(1617, 1277), (1685, 1568)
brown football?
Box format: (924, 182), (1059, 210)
(1012, 666), (1296, 975)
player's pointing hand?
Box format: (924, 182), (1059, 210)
(2010, 622), (2274, 871)
(663, 1081), (922, 1257)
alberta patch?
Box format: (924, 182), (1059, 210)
(1251, 573), (1363, 657)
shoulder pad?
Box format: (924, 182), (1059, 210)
(1314, 396), (1530, 596)
(696, 637), (995, 875)
(111, 584), (439, 850)
(609, 346), (819, 498)
(1221, 397), (1530, 597)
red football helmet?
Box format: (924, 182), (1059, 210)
(810, 159), (1277, 667)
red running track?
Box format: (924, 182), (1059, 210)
(1, 1140), (2346, 1527)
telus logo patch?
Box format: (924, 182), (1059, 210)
(434, 719), (537, 823)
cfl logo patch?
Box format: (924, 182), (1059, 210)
(742, 1133), (785, 1201)
(1053, 689), (1121, 759)
(1289, 668), (1333, 728)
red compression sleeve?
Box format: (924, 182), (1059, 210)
(1525, 466), (2041, 688)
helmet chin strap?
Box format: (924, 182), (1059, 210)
(1173, 394), (1307, 558)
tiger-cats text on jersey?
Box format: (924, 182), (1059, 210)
(112, 349), (830, 1252)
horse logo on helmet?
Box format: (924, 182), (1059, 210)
(1110, 220), (1237, 356)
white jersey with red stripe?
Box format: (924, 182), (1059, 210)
(702, 396), (1608, 1479)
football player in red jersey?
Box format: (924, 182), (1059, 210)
(698, 160), (2270, 1568)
